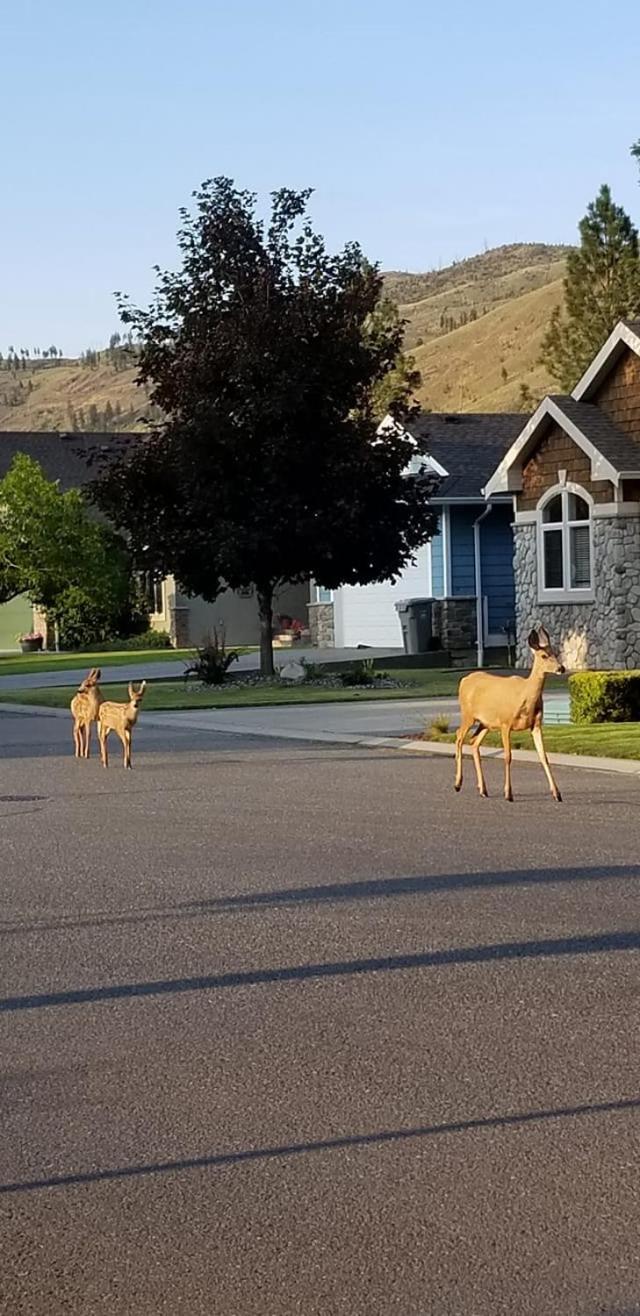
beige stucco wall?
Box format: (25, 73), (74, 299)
(150, 577), (310, 647)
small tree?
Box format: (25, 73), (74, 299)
(541, 184), (640, 390)
(0, 455), (133, 645)
(91, 178), (440, 674)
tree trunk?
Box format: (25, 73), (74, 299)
(256, 585), (275, 677)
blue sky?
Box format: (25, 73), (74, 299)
(2, 0), (639, 353)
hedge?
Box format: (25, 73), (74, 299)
(569, 670), (640, 724)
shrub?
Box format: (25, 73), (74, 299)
(300, 659), (325, 682)
(340, 658), (376, 687)
(183, 628), (238, 686)
(109, 629), (172, 651)
(428, 714), (451, 737)
(569, 670), (640, 724)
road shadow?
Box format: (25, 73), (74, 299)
(181, 863), (640, 916)
(1, 1095), (637, 1195)
(2, 927), (639, 1014)
(2, 865), (637, 940)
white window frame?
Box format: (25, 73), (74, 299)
(536, 482), (594, 604)
(312, 584), (333, 604)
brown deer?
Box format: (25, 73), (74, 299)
(98, 682), (146, 769)
(70, 668), (103, 759)
(454, 627), (565, 803)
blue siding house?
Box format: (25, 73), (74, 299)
(314, 412), (522, 662)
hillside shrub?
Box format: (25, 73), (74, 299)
(569, 670), (640, 723)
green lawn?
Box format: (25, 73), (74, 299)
(0, 666), (467, 711)
(427, 723), (640, 762)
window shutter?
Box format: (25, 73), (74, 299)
(570, 525), (591, 588)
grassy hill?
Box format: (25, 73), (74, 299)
(411, 277), (564, 412)
(0, 354), (145, 432)
(0, 243), (568, 430)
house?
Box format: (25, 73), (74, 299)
(308, 412), (523, 662)
(484, 319), (640, 670)
(0, 431), (308, 650)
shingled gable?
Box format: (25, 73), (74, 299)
(484, 319), (640, 497)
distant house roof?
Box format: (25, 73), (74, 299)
(404, 412), (523, 500)
(0, 431), (136, 491)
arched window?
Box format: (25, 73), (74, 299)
(537, 485), (593, 600)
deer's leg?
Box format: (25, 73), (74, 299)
(84, 722), (91, 760)
(454, 718), (473, 792)
(532, 718), (562, 803)
(100, 727), (109, 769)
(500, 726), (513, 802)
(123, 729), (131, 769)
(470, 726), (489, 797)
(73, 721), (80, 757)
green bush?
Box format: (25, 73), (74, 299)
(569, 670), (640, 723)
(103, 629), (172, 651)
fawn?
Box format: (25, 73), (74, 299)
(454, 626), (565, 803)
(98, 682), (147, 769)
(70, 668), (103, 759)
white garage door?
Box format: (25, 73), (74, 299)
(334, 546), (431, 648)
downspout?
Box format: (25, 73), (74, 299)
(473, 503), (493, 669)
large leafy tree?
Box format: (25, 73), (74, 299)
(0, 455), (132, 645)
(541, 185), (640, 391)
(91, 179), (439, 674)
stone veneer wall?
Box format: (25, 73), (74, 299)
(514, 517), (640, 669)
(432, 596), (476, 651)
(169, 606), (191, 648)
(307, 601), (335, 647)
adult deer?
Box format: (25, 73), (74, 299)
(454, 626), (565, 803)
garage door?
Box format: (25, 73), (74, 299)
(334, 546), (431, 648)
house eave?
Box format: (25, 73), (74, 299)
(483, 395), (621, 496)
(572, 320), (640, 401)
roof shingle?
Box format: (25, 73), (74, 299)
(406, 412), (523, 499)
(549, 397), (640, 472)
(0, 431), (135, 491)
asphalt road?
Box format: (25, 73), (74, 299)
(1, 711), (639, 1315)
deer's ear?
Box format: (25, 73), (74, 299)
(128, 683), (135, 698)
(528, 629), (540, 650)
(538, 626), (551, 648)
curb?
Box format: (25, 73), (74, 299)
(1, 702), (639, 776)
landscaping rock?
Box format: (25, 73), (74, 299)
(279, 661), (306, 683)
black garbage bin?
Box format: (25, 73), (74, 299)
(394, 598), (433, 654)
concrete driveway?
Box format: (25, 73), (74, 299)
(1, 712), (639, 1314)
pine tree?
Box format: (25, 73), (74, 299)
(104, 400), (114, 429)
(88, 404), (99, 429)
(518, 383), (534, 412)
(541, 185), (640, 391)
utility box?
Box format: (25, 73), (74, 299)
(394, 598), (433, 654)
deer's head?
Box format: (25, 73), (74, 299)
(528, 627), (565, 675)
(78, 667), (102, 691)
(128, 681), (147, 707)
